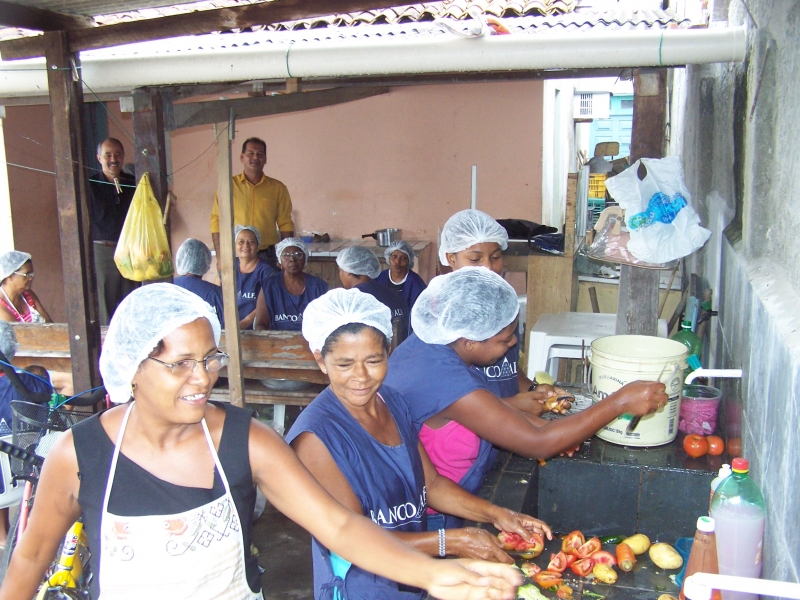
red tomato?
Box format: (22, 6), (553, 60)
(727, 437), (742, 457)
(498, 531), (545, 558)
(683, 434), (709, 458)
(521, 562), (541, 578)
(534, 571), (564, 588)
(570, 558), (595, 577)
(707, 435), (725, 456)
(576, 537), (602, 558)
(591, 550), (617, 566)
(497, 531), (523, 551)
(564, 554), (577, 568)
(562, 530), (586, 556)
(547, 551), (569, 573)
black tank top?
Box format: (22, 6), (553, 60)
(72, 402), (260, 597)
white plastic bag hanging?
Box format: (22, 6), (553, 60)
(605, 156), (711, 264)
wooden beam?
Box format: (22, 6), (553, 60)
(615, 68), (668, 336)
(215, 120), (245, 407)
(171, 86), (389, 130)
(43, 31), (101, 392)
(0, 1), (92, 31)
(131, 88), (170, 214)
(0, 0), (407, 61)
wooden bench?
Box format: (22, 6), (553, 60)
(9, 323), (328, 430)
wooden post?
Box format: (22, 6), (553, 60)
(131, 88), (170, 213)
(615, 68), (667, 336)
(215, 121), (245, 407)
(43, 31), (101, 391)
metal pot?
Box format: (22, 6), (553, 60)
(362, 228), (402, 246)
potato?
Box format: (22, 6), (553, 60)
(649, 543), (684, 570)
(621, 533), (651, 555)
(592, 563), (618, 584)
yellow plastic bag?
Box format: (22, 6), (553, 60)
(114, 173), (174, 281)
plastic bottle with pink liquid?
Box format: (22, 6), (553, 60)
(709, 457), (766, 600)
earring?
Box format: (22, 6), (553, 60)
(130, 383), (137, 398)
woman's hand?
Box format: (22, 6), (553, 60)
(612, 380), (668, 416)
(447, 527), (515, 563)
(426, 558), (523, 600)
(489, 507), (553, 543)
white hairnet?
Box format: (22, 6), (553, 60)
(302, 288), (392, 353)
(100, 283), (221, 404)
(384, 241), (415, 269)
(175, 239), (212, 276)
(438, 209), (509, 265)
(336, 246), (381, 280)
(234, 225), (262, 248)
(276, 237), (309, 262)
(412, 267), (519, 345)
(0, 251), (32, 281)
(0, 321), (18, 360)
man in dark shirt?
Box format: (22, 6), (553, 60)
(88, 138), (137, 325)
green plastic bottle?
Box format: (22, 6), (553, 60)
(671, 320), (702, 368)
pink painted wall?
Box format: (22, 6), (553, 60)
(169, 81), (544, 248)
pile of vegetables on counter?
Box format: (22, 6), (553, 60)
(499, 529), (685, 600)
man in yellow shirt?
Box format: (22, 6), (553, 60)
(210, 137), (294, 268)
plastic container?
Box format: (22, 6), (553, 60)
(680, 516), (721, 600)
(589, 335), (687, 446)
(710, 458), (765, 600)
(588, 174), (607, 198)
(680, 385), (722, 435)
(671, 320), (703, 368)
(709, 464), (732, 511)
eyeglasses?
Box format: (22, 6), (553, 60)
(282, 252), (305, 260)
(147, 352), (229, 376)
(13, 271), (34, 279)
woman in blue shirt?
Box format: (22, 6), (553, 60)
(254, 237), (327, 331)
(287, 288), (551, 600)
(234, 226), (276, 329)
(172, 238), (225, 325)
(375, 241), (426, 314)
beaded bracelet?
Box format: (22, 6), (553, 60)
(438, 528), (446, 557)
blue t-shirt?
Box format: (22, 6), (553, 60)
(286, 385), (425, 599)
(375, 269), (427, 313)
(477, 343), (521, 399)
(355, 281), (410, 339)
(173, 276), (225, 327)
(235, 260), (276, 321)
(261, 273), (328, 331)
(0, 371), (52, 436)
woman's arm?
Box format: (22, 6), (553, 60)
(28, 290), (52, 322)
(0, 432), (83, 599)
(442, 381), (667, 459)
(256, 422), (521, 599)
(239, 309), (256, 330)
(253, 291), (271, 331)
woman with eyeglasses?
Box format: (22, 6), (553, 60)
(0, 251), (52, 324)
(0, 284), (523, 600)
(234, 226), (276, 330)
(254, 237), (327, 331)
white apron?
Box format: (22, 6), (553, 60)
(98, 402), (262, 600)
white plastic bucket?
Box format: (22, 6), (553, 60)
(589, 335), (688, 446)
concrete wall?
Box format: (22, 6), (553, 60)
(168, 81), (544, 247)
(675, 0), (800, 583)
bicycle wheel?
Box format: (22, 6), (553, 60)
(1, 502), (22, 575)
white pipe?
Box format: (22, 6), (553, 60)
(685, 368), (743, 385)
(0, 26), (746, 98)
(684, 573), (800, 600)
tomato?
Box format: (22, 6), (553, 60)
(727, 437), (742, 457)
(564, 554), (577, 568)
(570, 558), (595, 577)
(521, 562), (541, 578)
(562, 530), (585, 556)
(707, 435), (725, 456)
(548, 551), (569, 573)
(533, 571), (564, 588)
(498, 531), (544, 558)
(576, 537), (602, 558)
(683, 434), (709, 458)
(591, 550), (617, 566)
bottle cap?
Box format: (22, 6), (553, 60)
(731, 457), (749, 473)
(696, 516), (715, 532)
(717, 464), (732, 477)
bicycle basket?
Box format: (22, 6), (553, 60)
(10, 401), (94, 478)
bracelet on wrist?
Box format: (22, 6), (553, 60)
(438, 528), (446, 558)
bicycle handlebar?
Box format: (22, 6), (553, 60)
(0, 439), (44, 468)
